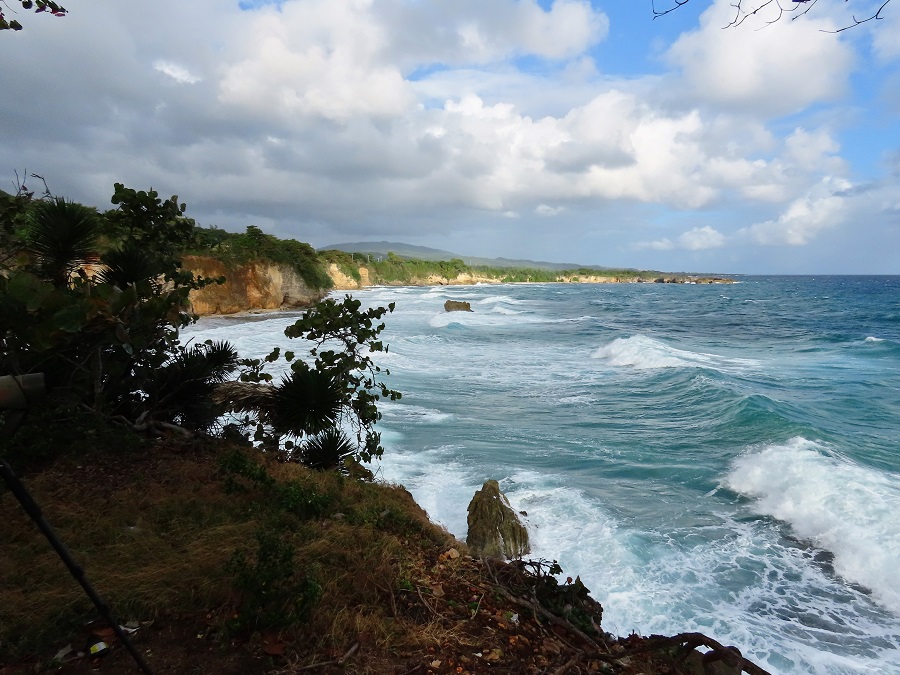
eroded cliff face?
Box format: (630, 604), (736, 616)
(184, 256), (327, 316)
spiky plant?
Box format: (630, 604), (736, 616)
(297, 427), (356, 471)
(271, 366), (343, 437)
(96, 239), (165, 290)
(24, 197), (101, 286)
(144, 340), (240, 430)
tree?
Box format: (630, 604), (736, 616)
(0, 0), (66, 31)
(652, 0), (892, 31)
(1, 183), (398, 473)
(0, 183), (230, 462)
(213, 295), (401, 469)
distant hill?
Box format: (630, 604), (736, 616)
(318, 241), (629, 272)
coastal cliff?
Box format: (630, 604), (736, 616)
(184, 257), (733, 316)
(184, 255), (328, 315)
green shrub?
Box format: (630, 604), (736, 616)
(226, 526), (322, 633)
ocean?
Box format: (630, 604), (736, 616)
(186, 276), (900, 674)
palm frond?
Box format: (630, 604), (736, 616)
(271, 368), (342, 437)
(96, 240), (164, 289)
(144, 341), (240, 429)
(297, 427), (356, 470)
(211, 380), (277, 415)
(25, 197), (101, 286)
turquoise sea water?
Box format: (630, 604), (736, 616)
(188, 276), (900, 674)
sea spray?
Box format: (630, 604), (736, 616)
(725, 437), (900, 614)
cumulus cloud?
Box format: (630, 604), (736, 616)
(0, 0), (891, 272)
(679, 225), (725, 250)
(218, 1), (413, 122)
(637, 238), (675, 251)
(380, 0), (609, 66)
(666, 0), (855, 116)
(739, 177), (852, 246)
(637, 226), (725, 251)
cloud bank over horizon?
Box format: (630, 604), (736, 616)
(1, 0), (898, 273)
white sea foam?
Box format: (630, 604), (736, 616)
(591, 335), (759, 371)
(428, 309), (537, 329)
(865, 336), (884, 343)
(369, 446), (479, 535)
(374, 441), (900, 673)
(725, 437), (900, 615)
(477, 295), (524, 305)
(489, 306), (522, 315)
(379, 402), (453, 424)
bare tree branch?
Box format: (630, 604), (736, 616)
(822, 0), (892, 31)
(652, 0), (893, 31)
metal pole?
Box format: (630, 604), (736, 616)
(0, 460), (154, 674)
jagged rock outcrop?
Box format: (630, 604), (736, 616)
(466, 480), (530, 559)
(444, 300), (473, 312)
(184, 256), (327, 316)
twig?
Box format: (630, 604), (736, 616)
(293, 660), (337, 672)
(415, 585), (438, 617)
(491, 585), (606, 653)
(552, 655), (582, 675)
(469, 592), (484, 619)
(337, 642), (359, 664)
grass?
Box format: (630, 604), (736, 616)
(0, 437), (456, 665)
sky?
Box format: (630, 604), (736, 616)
(1, 0), (899, 273)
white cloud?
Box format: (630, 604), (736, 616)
(666, 0), (855, 116)
(0, 0), (890, 272)
(872, 7), (900, 62)
(784, 127), (843, 172)
(679, 226), (726, 250)
(636, 238), (675, 251)
(380, 0), (609, 66)
(218, 0), (413, 122)
(153, 60), (201, 84)
(636, 226), (725, 251)
(739, 177), (852, 246)
(535, 204), (564, 216)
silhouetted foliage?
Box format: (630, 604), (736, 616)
(2, 181), (397, 473)
(0, 0), (66, 32)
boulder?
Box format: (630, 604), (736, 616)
(466, 480), (530, 559)
(444, 300), (473, 312)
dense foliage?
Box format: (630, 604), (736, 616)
(190, 224), (333, 291)
(0, 185), (396, 471)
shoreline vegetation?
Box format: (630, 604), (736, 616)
(183, 226), (734, 317)
(1, 200), (764, 673)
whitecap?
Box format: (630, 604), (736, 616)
(379, 402), (453, 424)
(725, 437), (900, 615)
(591, 335), (758, 372)
(477, 295), (524, 305)
(865, 336), (884, 343)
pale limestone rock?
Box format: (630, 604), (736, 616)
(466, 480), (530, 559)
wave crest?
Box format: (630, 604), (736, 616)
(591, 335), (758, 372)
(725, 437), (900, 614)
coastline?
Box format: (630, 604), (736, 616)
(186, 257), (735, 317)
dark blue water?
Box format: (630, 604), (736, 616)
(189, 276), (900, 674)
